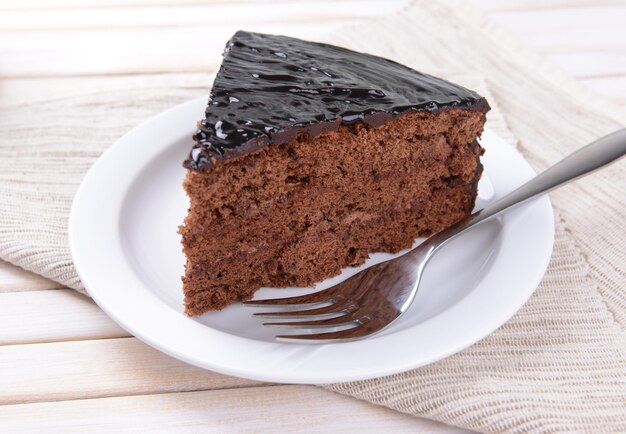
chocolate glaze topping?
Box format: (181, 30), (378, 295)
(186, 31), (489, 171)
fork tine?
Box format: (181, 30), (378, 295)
(243, 286), (338, 309)
(275, 323), (365, 343)
(255, 310), (347, 321)
(244, 271), (372, 309)
(252, 301), (356, 319)
(263, 314), (359, 329)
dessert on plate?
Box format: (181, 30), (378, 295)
(180, 31), (489, 315)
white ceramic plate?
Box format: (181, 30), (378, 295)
(69, 97), (554, 384)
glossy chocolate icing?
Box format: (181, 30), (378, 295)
(185, 31), (489, 171)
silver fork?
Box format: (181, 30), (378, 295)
(244, 129), (626, 343)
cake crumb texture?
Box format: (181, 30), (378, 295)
(180, 108), (485, 315)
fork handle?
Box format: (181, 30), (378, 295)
(424, 128), (626, 251)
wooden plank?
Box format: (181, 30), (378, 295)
(0, 337), (264, 405)
(0, 386), (473, 433)
(490, 5), (626, 30)
(470, 0), (625, 13)
(464, 4), (626, 83)
(0, 1), (407, 77)
(0, 0), (387, 11)
(0, 0), (254, 9)
(0, 0), (618, 12)
(487, 7), (626, 52)
(0, 24), (342, 77)
(0, 289), (128, 345)
(0, 73), (209, 109)
(0, 260), (60, 292)
(0, 1), (406, 31)
(478, 6), (626, 80)
(0, 2), (621, 80)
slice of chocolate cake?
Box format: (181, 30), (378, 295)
(180, 31), (489, 315)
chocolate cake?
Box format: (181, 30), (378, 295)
(180, 31), (489, 315)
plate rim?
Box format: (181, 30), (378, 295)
(69, 96), (554, 384)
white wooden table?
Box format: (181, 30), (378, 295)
(1, 1), (624, 432)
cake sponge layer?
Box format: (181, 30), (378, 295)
(180, 108), (485, 315)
